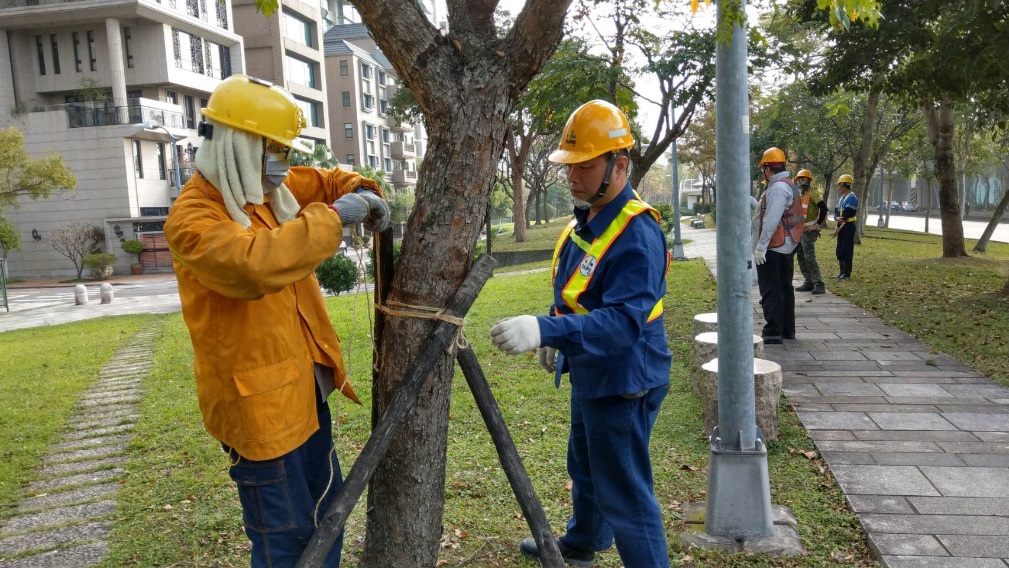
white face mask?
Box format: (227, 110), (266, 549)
(572, 198), (592, 210)
(262, 143), (291, 190)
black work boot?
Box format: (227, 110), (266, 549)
(811, 282), (826, 294)
(795, 281), (814, 292)
(519, 537), (594, 567)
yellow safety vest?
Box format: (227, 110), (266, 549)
(550, 199), (666, 323)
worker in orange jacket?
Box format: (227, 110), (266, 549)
(164, 75), (389, 567)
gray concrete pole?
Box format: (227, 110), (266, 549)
(705, 0), (774, 539)
(671, 137), (685, 260)
(104, 18), (128, 109)
(713, 0), (756, 452)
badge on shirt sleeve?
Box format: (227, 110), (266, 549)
(579, 255), (597, 277)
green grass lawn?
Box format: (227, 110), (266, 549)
(0, 315), (155, 517)
(493, 219), (569, 253)
(829, 227), (1009, 385)
(102, 262), (874, 567)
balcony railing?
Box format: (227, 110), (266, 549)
(390, 169), (418, 185)
(390, 141), (416, 159)
(66, 104), (186, 130)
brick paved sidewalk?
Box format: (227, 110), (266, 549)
(684, 228), (1009, 568)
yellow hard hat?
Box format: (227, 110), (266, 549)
(549, 100), (635, 164)
(201, 75), (312, 153)
(795, 169), (813, 180)
(758, 147), (786, 167)
(837, 174), (854, 184)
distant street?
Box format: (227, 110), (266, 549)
(875, 211), (1009, 244)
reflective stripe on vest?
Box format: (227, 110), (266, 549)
(550, 200), (665, 323)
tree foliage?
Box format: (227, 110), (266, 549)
(315, 254), (358, 295)
(0, 217), (20, 258)
(0, 128), (77, 212)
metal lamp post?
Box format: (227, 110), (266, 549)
(670, 137), (685, 260)
(136, 120), (183, 191)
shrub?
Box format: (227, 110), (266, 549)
(121, 239), (144, 255)
(316, 254), (358, 295)
(82, 252), (117, 279)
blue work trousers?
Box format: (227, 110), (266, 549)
(561, 385), (670, 568)
(227, 385), (344, 568)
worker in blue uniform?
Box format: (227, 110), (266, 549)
(489, 100), (672, 568)
(832, 174), (859, 280)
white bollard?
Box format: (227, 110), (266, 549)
(74, 284), (88, 305)
(100, 283), (114, 304)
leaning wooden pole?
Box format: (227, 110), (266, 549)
(371, 228), (395, 427)
(297, 255), (497, 568)
(456, 346), (564, 568)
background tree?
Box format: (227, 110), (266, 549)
(290, 143), (339, 168)
(0, 217), (19, 278)
(974, 130), (1009, 253)
(0, 128), (77, 213)
(48, 222), (103, 280)
(256, 1), (574, 564)
(679, 100), (716, 204)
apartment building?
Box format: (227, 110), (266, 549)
(323, 23), (419, 190)
(232, 0), (329, 147)
(0, 0), (244, 278)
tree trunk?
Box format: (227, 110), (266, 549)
(853, 78), (882, 240)
(351, 2), (571, 566)
(923, 157), (932, 235)
(924, 98), (968, 257)
(973, 185), (1009, 253)
(512, 165), (527, 241)
(884, 170), (894, 228)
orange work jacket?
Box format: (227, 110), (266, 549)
(164, 166), (379, 461)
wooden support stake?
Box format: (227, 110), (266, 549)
(456, 346), (564, 567)
(297, 255), (497, 568)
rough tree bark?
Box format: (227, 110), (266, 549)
(923, 98), (968, 257)
(350, 2), (572, 566)
(852, 78), (882, 240)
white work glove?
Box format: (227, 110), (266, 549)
(331, 193), (369, 225)
(489, 315), (541, 355)
(753, 248), (767, 266)
(537, 346), (557, 373)
(354, 189), (391, 232)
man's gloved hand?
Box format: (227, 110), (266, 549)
(331, 193), (370, 225)
(355, 189), (391, 232)
(489, 315), (541, 355)
(753, 248), (767, 266)
(537, 346), (557, 373)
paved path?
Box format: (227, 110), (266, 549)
(683, 227), (1009, 567)
(0, 324), (160, 567)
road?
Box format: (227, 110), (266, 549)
(873, 211), (1009, 244)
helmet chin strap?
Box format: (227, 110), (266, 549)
(587, 153), (619, 205)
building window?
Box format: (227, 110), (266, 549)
(35, 36), (46, 75)
(86, 30), (97, 71)
(365, 124), (375, 140)
(294, 98), (321, 128)
(187, 0), (199, 18)
(219, 45), (232, 78)
(139, 207), (170, 217)
(50, 34), (60, 74)
(204, 41), (214, 77)
(344, 123), (353, 138)
(133, 140), (144, 178)
(339, 60), (348, 76)
(157, 143), (167, 180)
(123, 27), (134, 68)
(72, 32), (82, 72)
(284, 55), (316, 89)
(166, 90), (178, 104)
(381, 128), (390, 143)
(191, 35), (204, 74)
(361, 62), (373, 79)
(379, 98), (388, 115)
(362, 93), (374, 110)
(378, 70), (386, 86)
(283, 12), (313, 47)
(346, 154), (355, 166)
(127, 89), (141, 100)
(216, 0), (229, 29)
(368, 155), (379, 168)
(172, 29), (181, 66)
(341, 91), (351, 107)
(384, 158), (392, 172)
(184, 95), (195, 129)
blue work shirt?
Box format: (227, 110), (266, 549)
(835, 192), (858, 220)
(537, 183), (672, 400)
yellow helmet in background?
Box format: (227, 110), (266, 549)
(549, 100), (635, 164)
(837, 174), (854, 184)
(201, 74), (313, 153)
(795, 169), (813, 180)
(758, 147), (787, 167)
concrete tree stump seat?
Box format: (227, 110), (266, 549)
(692, 312), (718, 336)
(689, 332), (764, 395)
(696, 357), (782, 442)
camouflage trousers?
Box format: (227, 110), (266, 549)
(795, 230), (823, 285)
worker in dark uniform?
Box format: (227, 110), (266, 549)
(832, 174), (858, 280)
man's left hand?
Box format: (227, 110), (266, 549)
(355, 189), (391, 232)
(490, 315), (541, 355)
